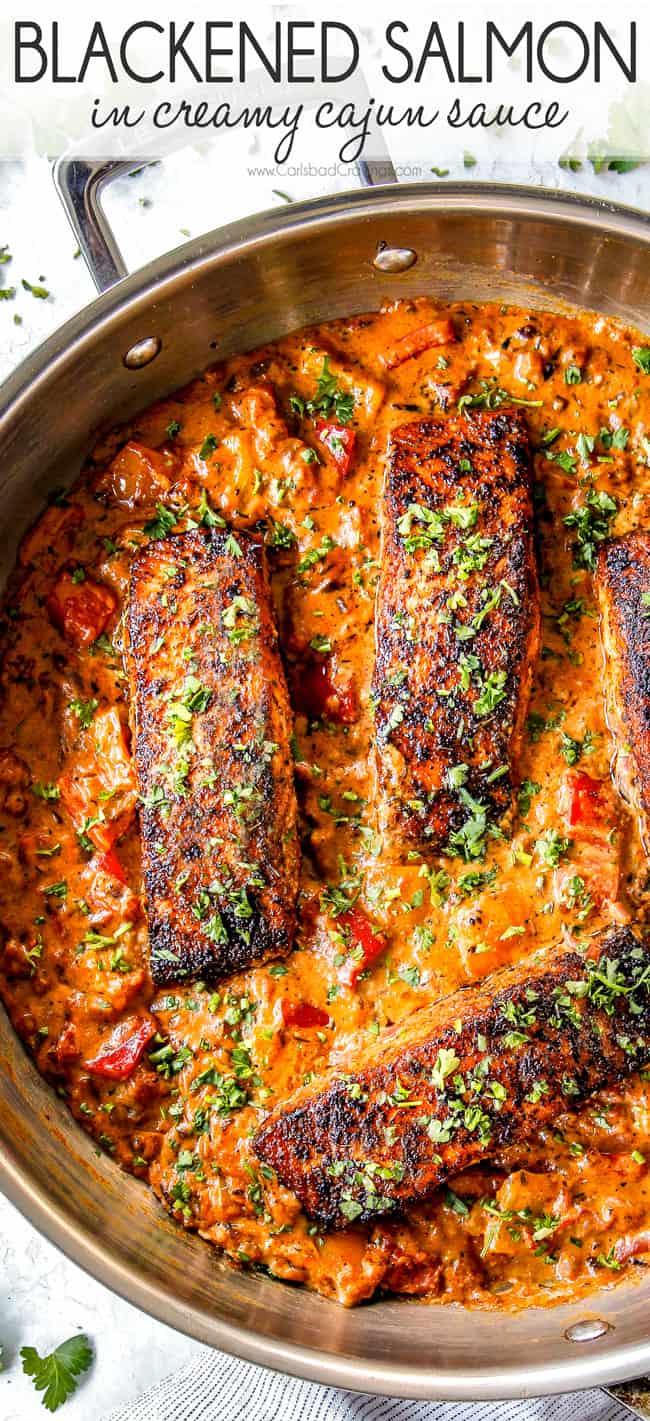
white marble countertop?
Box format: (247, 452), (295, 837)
(1, 1197), (205, 1420)
(2, 147), (650, 1420)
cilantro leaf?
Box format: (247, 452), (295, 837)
(196, 487), (224, 529)
(590, 153), (639, 175)
(563, 489), (618, 570)
(517, 778), (541, 816)
(633, 346), (650, 375)
(69, 697), (99, 730)
(560, 732), (583, 766)
(458, 379), (542, 413)
(444, 1187), (470, 1216)
(267, 519), (296, 550)
(474, 669), (507, 717)
(576, 432), (595, 461)
(547, 448), (578, 476)
(32, 781), (60, 801)
(143, 502), (178, 540)
(21, 1334), (93, 1412)
(22, 277), (49, 300)
(305, 358), (355, 426)
(535, 829), (571, 868)
(198, 433), (219, 460)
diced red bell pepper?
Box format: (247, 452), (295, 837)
(281, 1001), (330, 1029)
(383, 318), (457, 370)
(337, 908), (386, 987)
(559, 771), (620, 905)
(295, 656), (357, 725)
(565, 772), (605, 830)
(314, 421), (357, 477)
(95, 847), (128, 887)
(46, 570), (117, 648)
(84, 1014), (156, 1080)
(54, 1021), (80, 1065)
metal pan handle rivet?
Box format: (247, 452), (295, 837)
(123, 336), (162, 370)
(373, 241), (418, 273)
(565, 1318), (612, 1343)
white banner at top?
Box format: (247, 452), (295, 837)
(0, 0), (648, 167)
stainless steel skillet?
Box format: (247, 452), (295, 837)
(2, 160), (650, 1402)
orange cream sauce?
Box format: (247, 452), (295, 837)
(2, 297), (650, 1307)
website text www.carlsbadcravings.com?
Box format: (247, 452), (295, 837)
(247, 162), (424, 180)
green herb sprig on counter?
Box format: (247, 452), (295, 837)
(21, 1334), (93, 1412)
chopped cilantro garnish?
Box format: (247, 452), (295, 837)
(547, 448), (578, 476)
(535, 830), (571, 869)
(517, 779), (541, 816)
(306, 357), (355, 425)
(444, 1187), (470, 1216)
(458, 380), (542, 413)
(563, 489), (618, 570)
(32, 781), (60, 801)
(197, 487), (224, 528)
(267, 520), (297, 550)
(431, 1047), (460, 1090)
(144, 502), (178, 540)
(69, 697), (99, 730)
(632, 346), (650, 374)
(43, 880), (68, 899)
(199, 433), (219, 460)
(297, 535), (336, 575)
(474, 670), (507, 717)
(22, 277), (49, 299)
(447, 786), (489, 862)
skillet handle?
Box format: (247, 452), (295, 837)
(52, 148), (397, 296)
(357, 157), (399, 186)
(52, 157), (139, 293)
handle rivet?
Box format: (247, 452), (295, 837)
(564, 1318), (612, 1343)
(373, 242), (418, 273)
(123, 336), (162, 369)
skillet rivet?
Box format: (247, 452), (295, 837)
(565, 1318), (612, 1343)
(373, 243), (418, 274)
(123, 336), (162, 369)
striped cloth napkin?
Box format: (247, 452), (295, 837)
(104, 1349), (631, 1421)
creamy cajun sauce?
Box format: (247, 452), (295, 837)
(3, 297), (650, 1308)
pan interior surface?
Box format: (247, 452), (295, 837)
(2, 185), (650, 1398)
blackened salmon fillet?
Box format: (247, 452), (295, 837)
(372, 411), (540, 854)
(596, 532), (650, 855)
(126, 527), (299, 984)
(254, 924), (650, 1228)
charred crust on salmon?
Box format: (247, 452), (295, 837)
(254, 925), (650, 1228)
(372, 410), (541, 857)
(596, 531), (650, 853)
(126, 527), (299, 985)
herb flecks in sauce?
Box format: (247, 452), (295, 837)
(1, 298), (649, 1310)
